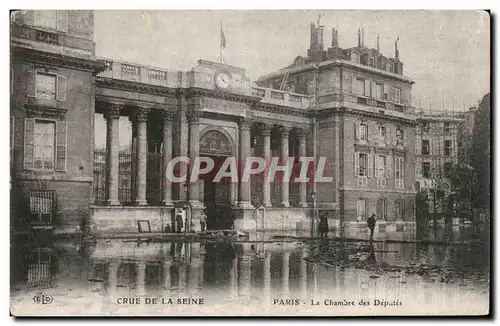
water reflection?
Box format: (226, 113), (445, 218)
(10, 236), (490, 315)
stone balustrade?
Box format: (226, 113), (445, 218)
(97, 57), (311, 110)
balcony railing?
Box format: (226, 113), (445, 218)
(121, 63), (141, 76)
(35, 30), (58, 45)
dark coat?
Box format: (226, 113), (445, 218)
(319, 214), (329, 231)
(367, 215), (376, 229)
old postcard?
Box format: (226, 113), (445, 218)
(9, 10), (490, 316)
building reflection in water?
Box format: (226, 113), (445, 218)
(11, 237), (489, 314)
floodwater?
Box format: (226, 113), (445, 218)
(10, 229), (490, 316)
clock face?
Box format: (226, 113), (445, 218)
(215, 71), (231, 90)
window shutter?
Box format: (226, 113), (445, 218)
(11, 68), (13, 95)
(352, 76), (357, 94)
(383, 84), (389, 100)
(374, 155), (379, 179)
(371, 81), (376, 98)
(376, 199), (381, 218)
(402, 128), (408, 147)
(26, 69), (35, 97)
(367, 124), (374, 142)
(56, 11), (68, 33)
(415, 134), (421, 155)
(354, 121), (359, 140)
(353, 153), (358, 177)
(367, 153), (373, 178)
(55, 121), (67, 171)
(364, 79), (370, 97)
(24, 118), (35, 170)
(56, 75), (66, 101)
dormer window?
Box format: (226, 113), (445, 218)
(368, 56), (374, 67)
(352, 52), (360, 63)
(387, 62), (394, 73)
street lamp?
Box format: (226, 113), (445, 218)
(311, 191), (317, 237)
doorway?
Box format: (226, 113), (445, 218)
(201, 156), (233, 230)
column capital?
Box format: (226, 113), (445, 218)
(104, 103), (123, 120)
(238, 117), (252, 130)
(279, 125), (291, 137)
(132, 107), (150, 122)
(295, 128), (308, 139)
(186, 106), (202, 123)
(162, 110), (177, 122)
(259, 123), (272, 136)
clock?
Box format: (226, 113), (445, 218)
(215, 71), (232, 90)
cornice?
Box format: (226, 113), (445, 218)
(315, 106), (417, 125)
(11, 46), (106, 74)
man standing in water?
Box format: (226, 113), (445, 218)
(367, 214), (377, 241)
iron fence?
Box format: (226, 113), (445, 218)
(147, 152), (163, 205)
(93, 149), (107, 205)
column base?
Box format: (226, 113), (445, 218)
(106, 199), (120, 206)
(280, 202), (290, 208)
(233, 207), (256, 232)
(161, 201), (174, 207)
(237, 201), (254, 210)
(298, 202), (308, 208)
(188, 200), (204, 209)
(263, 202), (272, 208)
(134, 199), (148, 206)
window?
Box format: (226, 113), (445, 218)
(33, 120), (55, 170)
(396, 128), (404, 146)
(377, 198), (387, 220)
(377, 155), (386, 178)
(359, 153), (368, 176)
(377, 125), (386, 143)
(421, 122), (430, 133)
(444, 162), (452, 178)
(387, 62), (394, 72)
(395, 156), (404, 189)
(368, 57), (374, 67)
(422, 162), (431, 178)
(394, 87), (401, 104)
(396, 199), (405, 221)
(356, 199), (367, 221)
(444, 122), (451, 134)
(360, 124), (368, 141)
(421, 140), (430, 155)
(34, 10), (57, 30)
(356, 78), (365, 96)
(35, 73), (57, 100)
(375, 83), (383, 100)
(444, 140), (452, 156)
(352, 52), (360, 63)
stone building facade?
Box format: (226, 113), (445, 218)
(11, 11), (419, 234)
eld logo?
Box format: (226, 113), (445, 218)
(32, 292), (54, 305)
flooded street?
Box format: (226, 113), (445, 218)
(10, 230), (489, 316)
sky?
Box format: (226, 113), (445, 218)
(92, 10), (490, 148)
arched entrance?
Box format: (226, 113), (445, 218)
(199, 129), (234, 230)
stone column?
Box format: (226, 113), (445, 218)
(261, 123), (272, 207)
(238, 117), (253, 208)
(279, 126), (290, 207)
(186, 105), (202, 206)
(297, 128), (308, 207)
(230, 257), (239, 298)
(263, 253), (271, 303)
(238, 256), (251, 297)
(105, 103), (122, 205)
(281, 252), (290, 295)
(108, 260), (118, 297)
(163, 261), (172, 291)
(299, 249), (307, 298)
(162, 110), (176, 205)
(136, 261), (146, 296)
(134, 107), (149, 205)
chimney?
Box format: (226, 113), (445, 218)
(310, 22), (317, 49)
(361, 27), (365, 47)
(331, 27), (339, 47)
(317, 24), (324, 50)
(357, 28), (361, 47)
(377, 33), (380, 52)
(395, 36), (400, 61)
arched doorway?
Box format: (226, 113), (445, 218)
(199, 129), (234, 230)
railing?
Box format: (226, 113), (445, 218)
(270, 90), (285, 100)
(93, 149), (107, 205)
(148, 68), (167, 80)
(121, 63), (141, 76)
(35, 30), (58, 45)
(252, 86), (310, 109)
(102, 60), (113, 71)
(29, 190), (56, 225)
(252, 87), (266, 98)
